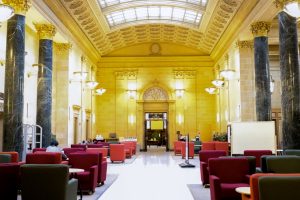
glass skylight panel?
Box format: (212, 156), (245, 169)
(105, 5), (203, 28)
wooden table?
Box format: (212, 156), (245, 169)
(69, 168), (84, 200)
(235, 187), (251, 200)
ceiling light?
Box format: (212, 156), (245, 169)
(0, 3), (14, 22)
(284, 1), (300, 18)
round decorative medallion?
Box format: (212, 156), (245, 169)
(150, 43), (161, 55)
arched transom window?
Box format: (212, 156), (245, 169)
(143, 86), (169, 101)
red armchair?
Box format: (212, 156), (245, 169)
(63, 148), (85, 157)
(181, 142), (194, 159)
(214, 142), (229, 155)
(199, 150), (227, 186)
(110, 144), (126, 163)
(121, 142), (133, 158)
(209, 157), (250, 200)
(71, 144), (87, 150)
(0, 152), (19, 162)
(0, 163), (20, 200)
(202, 142), (215, 150)
(174, 141), (183, 156)
(85, 148), (108, 185)
(244, 150), (273, 167)
(26, 152), (66, 164)
(68, 153), (99, 193)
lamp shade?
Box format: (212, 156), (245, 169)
(85, 81), (99, 89)
(220, 69), (235, 80)
(205, 87), (217, 94)
(95, 88), (106, 95)
(284, 1), (300, 18)
(212, 79), (224, 88)
(0, 4), (14, 22)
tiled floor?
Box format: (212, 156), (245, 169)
(99, 146), (203, 200)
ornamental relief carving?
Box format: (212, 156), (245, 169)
(143, 87), (169, 101)
(115, 70), (138, 80)
(173, 70), (196, 79)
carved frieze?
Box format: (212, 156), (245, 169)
(115, 70), (138, 80)
(174, 70), (196, 79)
(143, 87), (168, 101)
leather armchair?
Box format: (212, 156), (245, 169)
(110, 144), (126, 163)
(199, 150), (227, 186)
(209, 157), (250, 200)
(21, 164), (78, 200)
(174, 141), (183, 155)
(85, 148), (108, 185)
(181, 142), (194, 159)
(0, 163), (20, 200)
(68, 153), (98, 193)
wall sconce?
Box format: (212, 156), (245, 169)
(175, 89), (185, 98)
(94, 88), (106, 95)
(212, 79), (224, 88)
(85, 81), (98, 89)
(128, 114), (135, 124)
(205, 87), (218, 94)
(127, 90), (137, 99)
(220, 55), (235, 80)
(177, 114), (184, 124)
(73, 71), (88, 81)
(270, 75), (275, 93)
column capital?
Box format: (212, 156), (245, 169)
(34, 23), (56, 40)
(3, 0), (31, 15)
(54, 42), (72, 53)
(251, 21), (271, 37)
(236, 40), (254, 49)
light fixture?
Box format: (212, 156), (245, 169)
(175, 89), (185, 98)
(127, 90), (137, 99)
(0, 2), (14, 22)
(270, 75), (275, 93)
(283, 1), (300, 18)
(212, 79), (224, 88)
(73, 71), (88, 81)
(220, 69), (235, 80)
(95, 88), (106, 95)
(205, 87), (217, 94)
(85, 81), (99, 89)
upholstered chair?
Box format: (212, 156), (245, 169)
(201, 142), (215, 150)
(265, 156), (300, 173)
(209, 157), (250, 200)
(87, 144), (104, 148)
(0, 163), (20, 200)
(63, 148), (85, 158)
(0, 154), (11, 163)
(244, 150), (273, 167)
(85, 149), (108, 185)
(214, 142), (229, 155)
(199, 150), (227, 186)
(0, 151), (19, 162)
(110, 144), (126, 163)
(21, 164), (78, 200)
(32, 148), (46, 153)
(26, 152), (65, 164)
(174, 141), (183, 155)
(181, 142), (194, 159)
(70, 144), (87, 150)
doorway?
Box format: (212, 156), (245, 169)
(144, 112), (168, 152)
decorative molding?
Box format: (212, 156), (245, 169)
(174, 70), (196, 79)
(149, 43), (161, 56)
(34, 23), (56, 40)
(143, 87), (169, 101)
(236, 40), (254, 49)
(54, 42), (72, 53)
(115, 70), (138, 80)
(3, 0), (31, 15)
(273, 0), (290, 9)
(251, 21), (271, 37)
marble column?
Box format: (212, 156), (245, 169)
(34, 24), (56, 148)
(278, 11), (300, 149)
(251, 21), (272, 121)
(3, 1), (30, 159)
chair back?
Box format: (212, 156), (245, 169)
(63, 148), (85, 157)
(70, 144), (86, 150)
(110, 144), (126, 162)
(244, 150), (273, 167)
(259, 176), (300, 200)
(214, 142), (229, 155)
(209, 157), (249, 183)
(26, 152), (62, 164)
(86, 148), (108, 157)
(201, 142), (215, 150)
(284, 149), (300, 156)
(199, 150), (227, 162)
(0, 154), (11, 163)
(87, 144), (103, 148)
(32, 148), (46, 153)
(0, 152), (19, 162)
(21, 164), (71, 200)
(0, 163), (20, 200)
(266, 156), (300, 173)
(68, 153), (99, 171)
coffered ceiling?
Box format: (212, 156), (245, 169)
(43, 0), (262, 57)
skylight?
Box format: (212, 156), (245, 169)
(99, 0), (207, 8)
(105, 6), (202, 28)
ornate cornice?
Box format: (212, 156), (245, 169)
(173, 70), (196, 79)
(251, 21), (271, 37)
(236, 40), (253, 49)
(54, 42), (72, 53)
(115, 70), (138, 80)
(3, 0), (31, 15)
(34, 23), (56, 40)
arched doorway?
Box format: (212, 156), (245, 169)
(142, 86), (170, 151)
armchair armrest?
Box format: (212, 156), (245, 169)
(89, 165), (98, 191)
(66, 178), (78, 200)
(245, 174), (251, 184)
(210, 175), (221, 200)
